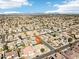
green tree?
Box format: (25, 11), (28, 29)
(40, 48), (45, 53)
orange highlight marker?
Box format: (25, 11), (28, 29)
(35, 36), (42, 44)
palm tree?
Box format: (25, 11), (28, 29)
(3, 43), (9, 52)
(15, 44), (21, 57)
(18, 36), (25, 47)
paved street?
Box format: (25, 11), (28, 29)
(33, 40), (79, 59)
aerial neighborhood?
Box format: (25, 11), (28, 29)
(0, 14), (79, 59)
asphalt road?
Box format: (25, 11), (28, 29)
(33, 40), (79, 59)
(41, 39), (55, 50)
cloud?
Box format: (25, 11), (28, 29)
(0, 0), (32, 9)
(45, 11), (56, 14)
(46, 2), (51, 5)
(0, 11), (21, 14)
(46, 2), (52, 7)
(45, 0), (79, 14)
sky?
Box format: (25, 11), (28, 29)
(0, 0), (79, 14)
